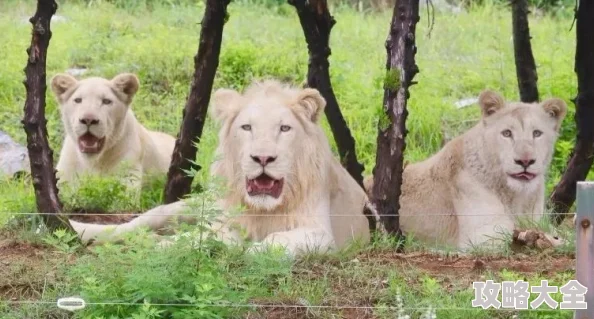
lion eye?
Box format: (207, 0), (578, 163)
(102, 98), (112, 105)
(533, 130), (542, 138)
(74, 97), (82, 103)
(502, 129), (512, 138)
(241, 124), (251, 131)
(280, 125), (291, 132)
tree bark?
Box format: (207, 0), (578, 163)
(511, 0), (539, 103)
(22, 0), (73, 231)
(370, 0), (420, 241)
(549, 0), (594, 225)
(289, 0), (375, 232)
(163, 0), (230, 204)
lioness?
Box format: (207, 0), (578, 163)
(69, 80), (371, 256)
(50, 73), (176, 187)
(365, 90), (567, 250)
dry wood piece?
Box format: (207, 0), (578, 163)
(22, 0), (73, 231)
(370, 0), (420, 241)
(163, 0), (231, 204)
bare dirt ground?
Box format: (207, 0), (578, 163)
(247, 251), (575, 319)
(66, 208), (139, 224)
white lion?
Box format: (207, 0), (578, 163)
(365, 90), (567, 250)
(50, 73), (176, 188)
(68, 80), (371, 257)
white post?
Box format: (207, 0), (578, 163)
(575, 181), (594, 319)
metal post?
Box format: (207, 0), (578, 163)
(575, 181), (594, 319)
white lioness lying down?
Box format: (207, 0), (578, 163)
(50, 73), (176, 187)
(366, 90), (567, 250)
(69, 80), (371, 256)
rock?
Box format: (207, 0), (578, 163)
(0, 131), (30, 178)
(454, 97), (479, 109)
(420, 0), (464, 14)
(66, 67), (88, 76)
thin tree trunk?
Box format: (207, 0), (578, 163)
(549, 0), (594, 225)
(511, 0), (539, 103)
(290, 0), (375, 232)
(22, 0), (73, 231)
(370, 0), (420, 241)
(163, 0), (230, 204)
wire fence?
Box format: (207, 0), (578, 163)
(0, 195), (584, 317)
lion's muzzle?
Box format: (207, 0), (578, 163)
(246, 174), (284, 198)
(78, 132), (106, 154)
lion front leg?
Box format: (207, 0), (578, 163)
(256, 227), (335, 257)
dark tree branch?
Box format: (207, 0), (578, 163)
(163, 0), (230, 204)
(549, 0), (594, 225)
(511, 0), (539, 103)
(289, 0), (376, 232)
(22, 0), (73, 231)
(370, 0), (420, 244)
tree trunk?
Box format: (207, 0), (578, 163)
(549, 0), (594, 225)
(163, 0), (230, 204)
(22, 0), (73, 231)
(511, 0), (539, 103)
(289, 0), (375, 232)
(370, 0), (420, 241)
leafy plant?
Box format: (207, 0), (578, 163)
(42, 228), (83, 254)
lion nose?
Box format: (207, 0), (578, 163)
(79, 116), (99, 126)
(251, 155), (276, 166)
(515, 158), (535, 168)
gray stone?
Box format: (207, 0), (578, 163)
(0, 131), (30, 178)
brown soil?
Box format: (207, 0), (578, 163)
(356, 251), (575, 275)
(250, 251), (576, 319)
(0, 240), (67, 301)
(66, 207), (140, 224)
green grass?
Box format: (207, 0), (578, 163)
(0, 0), (584, 318)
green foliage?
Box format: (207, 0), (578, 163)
(42, 228), (83, 254)
(62, 187), (293, 318)
(460, 0), (575, 12)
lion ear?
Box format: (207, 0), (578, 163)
(541, 98), (567, 130)
(294, 88), (326, 123)
(210, 88), (242, 123)
(478, 90), (506, 117)
(111, 73), (140, 104)
(50, 73), (78, 103)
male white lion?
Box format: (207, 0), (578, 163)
(68, 80), (371, 257)
(365, 90), (567, 250)
(50, 73), (176, 187)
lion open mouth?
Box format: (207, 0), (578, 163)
(78, 133), (106, 154)
(509, 172), (537, 181)
(246, 174), (284, 198)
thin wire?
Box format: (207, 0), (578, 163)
(3, 300), (573, 311)
(2, 212), (576, 217)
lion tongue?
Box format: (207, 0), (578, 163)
(254, 175), (275, 190)
(78, 134), (101, 153)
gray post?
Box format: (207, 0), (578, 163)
(575, 181), (594, 319)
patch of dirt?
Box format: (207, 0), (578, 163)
(245, 302), (308, 319)
(250, 251), (576, 318)
(66, 207), (140, 224)
(0, 240), (66, 301)
(357, 251), (575, 276)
